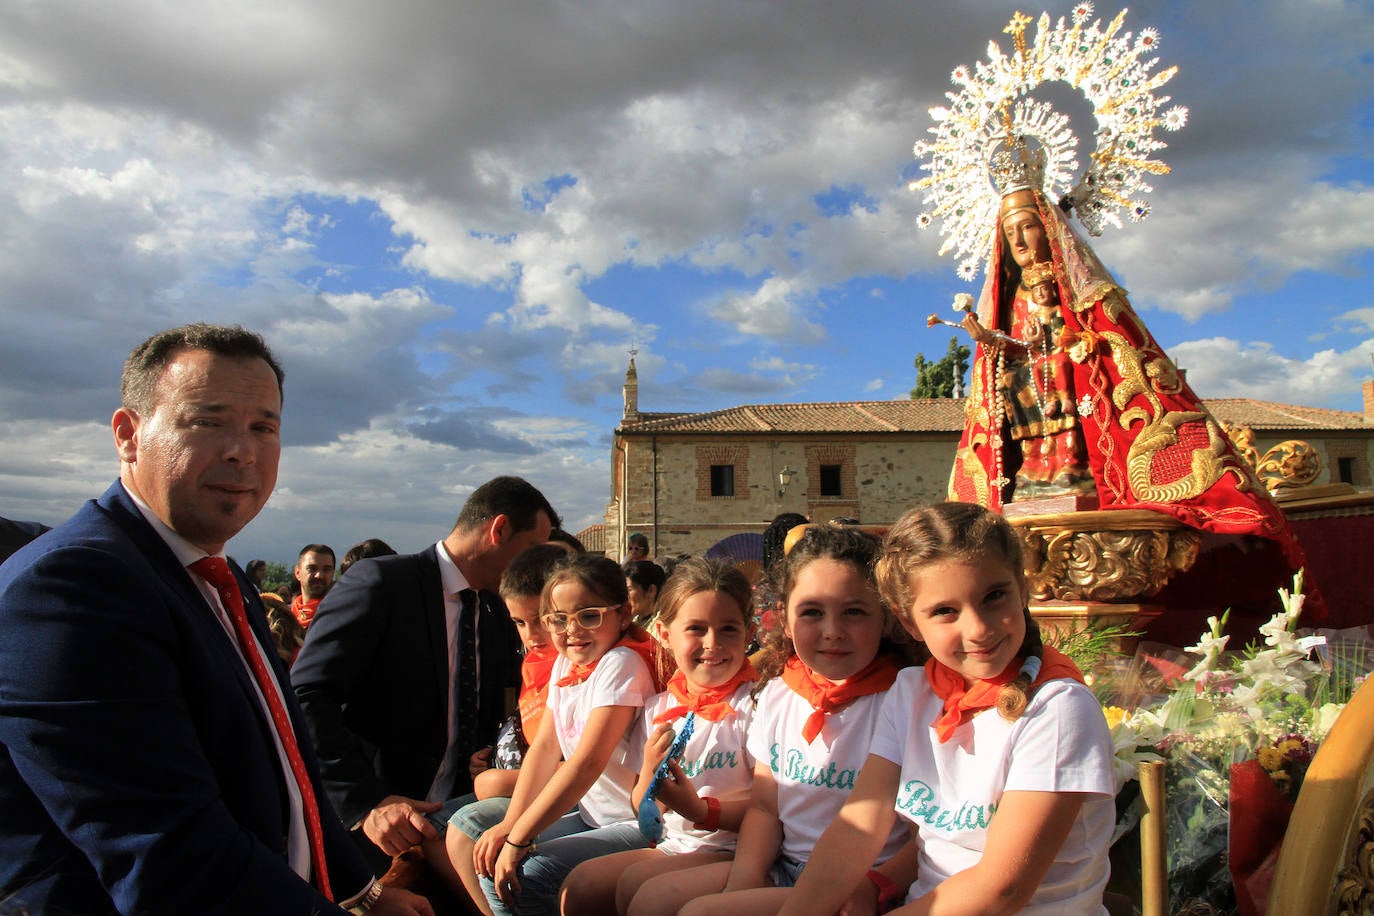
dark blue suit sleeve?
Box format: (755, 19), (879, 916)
(0, 533), (371, 914)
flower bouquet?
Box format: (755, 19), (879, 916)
(1103, 572), (1371, 915)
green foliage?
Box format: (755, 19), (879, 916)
(262, 560), (292, 592)
(910, 336), (971, 399)
(1043, 621), (1142, 686)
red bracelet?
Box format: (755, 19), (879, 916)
(866, 869), (903, 913)
(692, 795), (721, 832)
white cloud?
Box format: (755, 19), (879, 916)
(707, 276), (827, 345)
(1169, 336), (1374, 407)
(0, 0), (1369, 565)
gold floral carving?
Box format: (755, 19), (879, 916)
(1225, 424), (1324, 492)
(1224, 423), (1260, 469)
(1013, 510), (1201, 602)
(1256, 440), (1323, 490)
(1334, 789), (1374, 914)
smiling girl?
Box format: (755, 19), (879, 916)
(667, 525), (921, 916)
(562, 558), (759, 915)
(778, 502), (1115, 916)
(462, 554), (663, 916)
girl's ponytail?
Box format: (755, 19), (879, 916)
(994, 608), (1043, 722)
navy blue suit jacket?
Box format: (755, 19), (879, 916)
(0, 482), (373, 914)
(292, 548), (520, 827)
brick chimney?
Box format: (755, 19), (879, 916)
(1364, 379), (1374, 422)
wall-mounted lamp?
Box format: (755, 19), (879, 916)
(777, 465), (798, 497)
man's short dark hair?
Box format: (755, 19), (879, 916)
(296, 544), (335, 564)
(453, 476), (560, 535)
(499, 542), (572, 601)
(623, 559), (666, 594)
(339, 538), (397, 576)
(121, 323), (285, 415)
(549, 528), (586, 553)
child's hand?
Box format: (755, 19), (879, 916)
(472, 823), (509, 878)
(636, 721), (678, 786)
(467, 745), (493, 780)
(493, 842), (527, 906)
(836, 877), (880, 916)
(655, 759), (703, 822)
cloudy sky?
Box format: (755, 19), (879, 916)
(0, 0), (1370, 565)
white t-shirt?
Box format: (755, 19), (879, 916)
(747, 677), (908, 866)
(640, 682), (757, 854)
(871, 668), (1115, 915)
(547, 646), (655, 827)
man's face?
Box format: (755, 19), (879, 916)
(114, 348), (281, 556)
(294, 551), (335, 600)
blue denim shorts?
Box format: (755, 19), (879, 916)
(768, 855), (806, 888)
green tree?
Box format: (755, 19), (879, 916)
(262, 560), (292, 593)
(910, 336), (971, 398)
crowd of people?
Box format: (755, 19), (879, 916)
(0, 322), (1116, 916)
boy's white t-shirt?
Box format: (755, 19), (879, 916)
(640, 681), (757, 854)
(547, 645), (655, 827)
(747, 676), (908, 866)
(871, 667), (1115, 915)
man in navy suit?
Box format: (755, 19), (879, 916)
(0, 323), (431, 915)
(292, 476), (558, 868)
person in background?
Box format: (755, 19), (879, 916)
(624, 559), (666, 628)
(549, 528), (587, 553)
(625, 531), (650, 563)
(292, 477), (558, 872)
(292, 543), (336, 629)
(263, 591), (307, 665)
(340, 538), (398, 577)
(245, 558), (269, 592)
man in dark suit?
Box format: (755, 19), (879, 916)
(292, 477), (558, 866)
(0, 323), (430, 915)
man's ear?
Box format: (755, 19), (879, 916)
(485, 513), (512, 547)
(112, 407), (140, 464)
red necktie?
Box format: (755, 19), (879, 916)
(189, 557), (333, 901)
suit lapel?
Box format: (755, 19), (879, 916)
(415, 546), (451, 724)
(98, 483), (280, 744)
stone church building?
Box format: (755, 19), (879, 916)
(600, 359), (1374, 561)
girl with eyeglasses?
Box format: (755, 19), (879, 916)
(561, 557), (759, 915)
(464, 554), (666, 915)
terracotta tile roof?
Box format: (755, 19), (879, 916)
(619, 399), (968, 434)
(617, 398), (1370, 435)
(1203, 399), (1372, 431)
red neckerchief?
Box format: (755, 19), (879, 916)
(781, 653), (901, 743)
(556, 627), (660, 688)
(653, 660), (758, 724)
(926, 645), (1084, 744)
(290, 594), (321, 628)
(518, 645), (558, 743)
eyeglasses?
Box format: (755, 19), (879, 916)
(541, 605), (621, 634)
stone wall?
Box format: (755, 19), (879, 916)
(612, 433), (955, 559)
